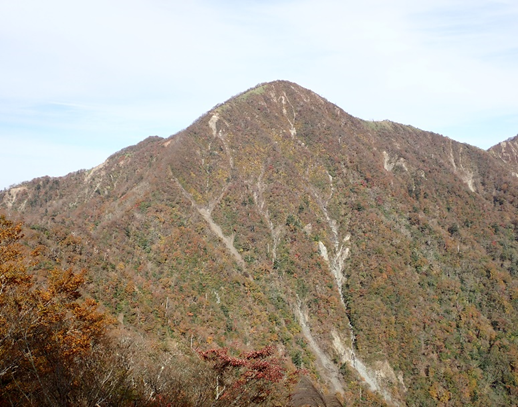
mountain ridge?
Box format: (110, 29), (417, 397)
(2, 80), (512, 193)
(2, 80), (518, 406)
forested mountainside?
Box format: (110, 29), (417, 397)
(2, 80), (518, 406)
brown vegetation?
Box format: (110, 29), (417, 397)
(2, 81), (518, 405)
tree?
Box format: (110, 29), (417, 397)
(196, 345), (294, 406)
(0, 215), (110, 406)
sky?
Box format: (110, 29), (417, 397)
(1, 0), (517, 190)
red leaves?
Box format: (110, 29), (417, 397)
(243, 345), (274, 359)
(196, 345), (289, 403)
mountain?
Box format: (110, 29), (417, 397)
(2, 80), (518, 406)
(489, 135), (518, 175)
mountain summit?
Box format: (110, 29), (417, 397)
(2, 81), (518, 406)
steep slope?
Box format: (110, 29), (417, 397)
(2, 81), (518, 406)
(489, 135), (518, 175)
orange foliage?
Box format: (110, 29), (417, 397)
(0, 215), (110, 405)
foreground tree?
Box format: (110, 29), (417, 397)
(0, 215), (111, 406)
(196, 345), (296, 406)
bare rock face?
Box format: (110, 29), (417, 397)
(2, 81), (518, 406)
(489, 134), (518, 176)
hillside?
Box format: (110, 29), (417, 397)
(2, 80), (518, 406)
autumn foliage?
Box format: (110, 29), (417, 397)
(196, 345), (290, 405)
(2, 81), (518, 405)
(0, 215), (110, 405)
(0, 216), (302, 406)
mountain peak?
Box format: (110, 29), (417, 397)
(210, 80), (340, 116)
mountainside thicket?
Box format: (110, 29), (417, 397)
(0, 215), (299, 406)
(2, 81), (518, 406)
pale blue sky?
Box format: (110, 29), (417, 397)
(1, 0), (517, 189)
